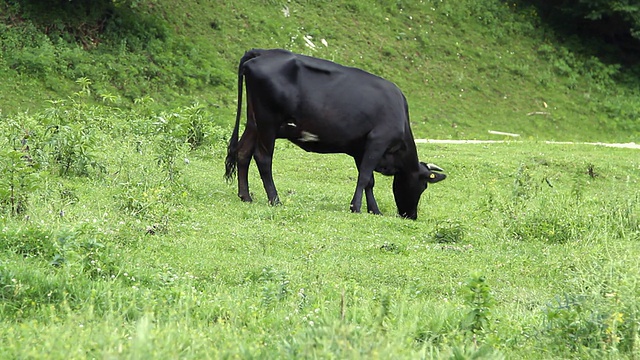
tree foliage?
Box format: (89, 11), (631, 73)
(521, 0), (640, 60)
(2, 0), (142, 49)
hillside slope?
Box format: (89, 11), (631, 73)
(0, 0), (638, 142)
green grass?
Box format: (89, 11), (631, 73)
(1, 0), (639, 357)
(1, 101), (639, 358)
(1, 0), (639, 141)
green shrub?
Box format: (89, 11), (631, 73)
(432, 219), (466, 244)
(508, 212), (577, 244)
(511, 164), (540, 202)
(0, 117), (44, 216)
(0, 260), (69, 317)
(461, 274), (495, 337)
(153, 112), (195, 182)
(541, 293), (639, 355)
(0, 148), (40, 216)
(259, 266), (291, 308)
(45, 122), (104, 177)
(78, 237), (124, 281)
(0, 224), (55, 258)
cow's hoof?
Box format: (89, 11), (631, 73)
(239, 195), (253, 202)
(269, 198), (282, 206)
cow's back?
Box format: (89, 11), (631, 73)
(242, 49), (408, 148)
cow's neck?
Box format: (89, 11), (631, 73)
(400, 127), (421, 174)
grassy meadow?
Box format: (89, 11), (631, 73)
(1, 0), (639, 141)
(1, 0), (640, 358)
(0, 100), (639, 358)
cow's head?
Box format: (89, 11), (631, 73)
(393, 162), (446, 220)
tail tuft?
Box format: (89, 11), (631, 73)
(224, 146), (237, 182)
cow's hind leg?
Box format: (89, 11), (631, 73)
(236, 124), (257, 202)
(253, 127), (280, 205)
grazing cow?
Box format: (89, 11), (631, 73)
(225, 49), (446, 219)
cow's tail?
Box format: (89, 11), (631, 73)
(224, 49), (263, 182)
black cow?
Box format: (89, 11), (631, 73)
(225, 49), (446, 219)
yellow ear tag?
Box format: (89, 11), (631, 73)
(430, 173), (436, 179)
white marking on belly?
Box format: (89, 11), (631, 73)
(299, 131), (319, 142)
(287, 122), (297, 127)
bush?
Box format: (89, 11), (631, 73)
(541, 292), (640, 355)
(508, 212), (577, 244)
(432, 219), (466, 244)
(460, 274), (495, 337)
(0, 118), (43, 216)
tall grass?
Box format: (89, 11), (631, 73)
(1, 1), (639, 358)
(1, 99), (639, 358)
(1, 0), (638, 141)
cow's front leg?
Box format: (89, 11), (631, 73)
(254, 131), (280, 205)
(350, 171), (372, 213)
(351, 172), (381, 214)
(364, 175), (381, 215)
(352, 149), (384, 214)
